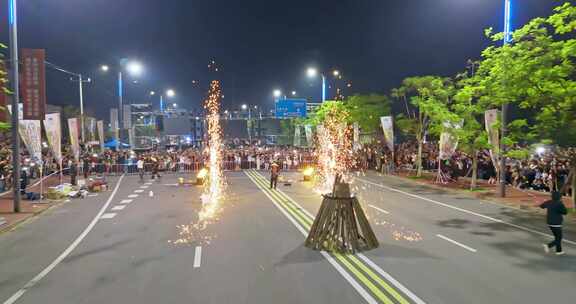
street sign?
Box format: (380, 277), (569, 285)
(275, 98), (307, 118)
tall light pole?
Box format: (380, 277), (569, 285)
(499, 0), (512, 197)
(306, 68), (326, 102)
(8, 0), (21, 212)
(101, 60), (143, 150)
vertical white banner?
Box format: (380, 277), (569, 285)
(294, 125), (301, 147)
(19, 120), (42, 163)
(68, 118), (80, 162)
(43, 113), (62, 163)
(485, 109), (500, 169)
(380, 116), (394, 151)
(439, 121), (461, 160)
(353, 122), (360, 151)
(97, 120), (105, 152)
(304, 125), (313, 147)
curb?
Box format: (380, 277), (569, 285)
(0, 199), (69, 235)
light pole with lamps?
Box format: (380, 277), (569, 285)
(100, 60), (143, 149)
(499, 0), (512, 197)
(8, 0), (21, 212)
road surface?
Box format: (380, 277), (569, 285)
(0, 170), (574, 304)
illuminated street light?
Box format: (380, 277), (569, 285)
(292, 91), (297, 96)
(241, 104), (248, 110)
(273, 89), (282, 98)
(333, 70), (340, 77)
(307, 67), (318, 78)
(100, 65), (109, 72)
(126, 61), (143, 76)
(306, 67), (326, 102)
(166, 89), (176, 97)
(149, 91), (156, 96)
(173, 103), (177, 108)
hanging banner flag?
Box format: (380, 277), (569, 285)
(21, 49), (46, 120)
(43, 113), (62, 163)
(86, 117), (96, 142)
(68, 118), (80, 162)
(304, 125), (313, 147)
(380, 116), (394, 151)
(0, 60), (8, 122)
(128, 127), (135, 149)
(294, 125), (301, 147)
(97, 120), (105, 151)
(353, 122), (360, 151)
(439, 121), (462, 160)
(123, 104), (132, 130)
(485, 109), (500, 169)
(110, 108), (119, 143)
(19, 120), (42, 163)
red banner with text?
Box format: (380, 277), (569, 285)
(21, 49), (46, 120)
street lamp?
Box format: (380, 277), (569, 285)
(149, 91), (156, 96)
(306, 67), (326, 102)
(292, 91), (297, 96)
(273, 89), (282, 98)
(100, 59), (144, 149)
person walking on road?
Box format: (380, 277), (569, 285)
(540, 191), (568, 255)
(137, 157), (145, 182)
(270, 161), (280, 190)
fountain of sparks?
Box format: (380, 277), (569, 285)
(314, 106), (354, 194)
(200, 80), (226, 222)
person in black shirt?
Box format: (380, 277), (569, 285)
(540, 191), (568, 255)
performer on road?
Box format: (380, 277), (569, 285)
(540, 191), (568, 255)
(270, 161), (280, 190)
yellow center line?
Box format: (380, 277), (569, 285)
(246, 170), (404, 304)
(250, 169), (412, 304)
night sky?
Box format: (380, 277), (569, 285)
(0, 0), (559, 120)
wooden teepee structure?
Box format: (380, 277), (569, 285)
(305, 175), (379, 254)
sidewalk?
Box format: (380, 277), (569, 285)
(0, 174), (66, 233)
(391, 170), (575, 212)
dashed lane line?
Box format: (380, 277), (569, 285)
(436, 234), (478, 253)
(128, 194), (139, 198)
(111, 205), (126, 211)
(368, 204), (390, 214)
(99, 213), (117, 219)
(193, 246), (202, 268)
(119, 199), (133, 204)
(134, 189), (144, 193)
(356, 177), (576, 246)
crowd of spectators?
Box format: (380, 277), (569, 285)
(357, 141), (573, 195)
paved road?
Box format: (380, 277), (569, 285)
(0, 171), (573, 304)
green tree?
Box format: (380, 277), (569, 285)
(470, 2), (576, 202)
(394, 76), (458, 177)
(345, 94), (391, 133)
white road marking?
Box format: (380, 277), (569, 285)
(144, 182), (153, 185)
(88, 194), (98, 197)
(100, 213), (117, 219)
(139, 185), (149, 189)
(245, 172), (379, 304)
(163, 183), (179, 186)
(251, 171), (426, 304)
(120, 199), (133, 204)
(134, 189), (144, 193)
(111, 205), (126, 211)
(128, 194), (139, 198)
(2, 175), (125, 304)
(356, 177), (576, 246)
(437, 234), (478, 253)
(193, 246), (202, 268)
(368, 204), (390, 214)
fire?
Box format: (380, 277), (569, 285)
(315, 104), (354, 194)
(200, 80), (226, 221)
